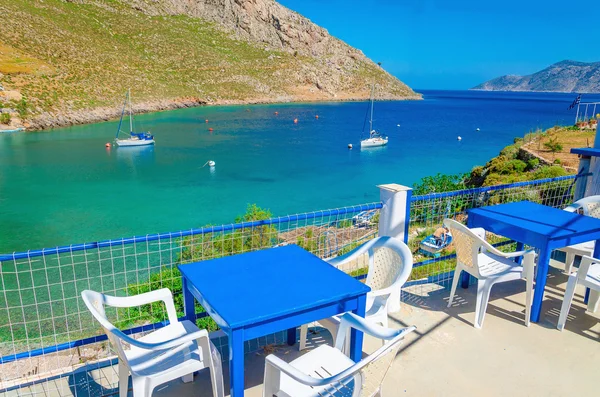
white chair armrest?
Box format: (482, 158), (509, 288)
(486, 247), (535, 260)
(335, 313), (416, 350)
(102, 288), (179, 324)
(470, 227), (486, 240)
(493, 248), (535, 258)
(577, 255), (599, 281)
(112, 327), (210, 352)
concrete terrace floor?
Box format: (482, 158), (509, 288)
(4, 261), (599, 397)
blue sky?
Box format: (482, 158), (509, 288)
(278, 0), (599, 90)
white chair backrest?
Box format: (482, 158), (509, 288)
(81, 288), (179, 371)
(368, 246), (403, 290)
(81, 290), (129, 366)
(364, 237), (413, 292)
(564, 195), (600, 219)
(443, 219), (495, 278)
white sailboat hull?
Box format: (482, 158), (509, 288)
(360, 137), (388, 147)
(115, 138), (155, 147)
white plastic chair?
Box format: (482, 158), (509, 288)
(557, 255), (600, 331)
(81, 289), (224, 397)
(444, 219), (536, 329)
(557, 195), (600, 274)
(264, 313), (416, 397)
(298, 236), (413, 351)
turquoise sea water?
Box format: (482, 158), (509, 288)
(1, 90), (598, 252)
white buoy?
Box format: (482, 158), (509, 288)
(397, 124), (400, 127)
(476, 128), (480, 131)
(348, 144), (353, 149)
(457, 136), (462, 141)
(208, 160), (216, 167)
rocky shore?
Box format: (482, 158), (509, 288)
(6, 92), (420, 132)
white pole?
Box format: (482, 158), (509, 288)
(575, 103), (580, 124)
(378, 184), (412, 313)
(369, 84), (374, 133)
(129, 88), (133, 133)
(378, 184), (412, 242)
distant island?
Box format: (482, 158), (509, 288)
(472, 60), (600, 93)
(0, 0), (419, 131)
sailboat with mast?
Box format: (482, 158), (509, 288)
(114, 89), (155, 147)
(360, 84), (388, 148)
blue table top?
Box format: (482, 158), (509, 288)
(468, 201), (600, 246)
(178, 245), (370, 329)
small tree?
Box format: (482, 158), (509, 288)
(0, 113), (10, 125)
(543, 137), (562, 153)
(16, 98), (28, 118)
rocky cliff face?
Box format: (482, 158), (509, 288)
(473, 60), (600, 93)
(0, 0), (418, 131)
(127, 0), (415, 99)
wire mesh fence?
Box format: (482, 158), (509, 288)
(405, 175), (577, 296)
(0, 175), (581, 395)
(0, 203), (380, 393)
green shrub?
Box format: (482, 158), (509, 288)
(15, 98), (28, 118)
(0, 113), (10, 125)
(526, 158), (539, 171)
(554, 158), (561, 165)
(532, 165), (567, 180)
(543, 137), (563, 153)
(499, 144), (519, 159)
(494, 159), (527, 174)
(413, 173), (466, 195)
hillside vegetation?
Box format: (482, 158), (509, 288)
(0, 0), (418, 130)
(415, 124), (596, 193)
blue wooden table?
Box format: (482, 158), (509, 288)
(178, 244), (370, 397)
(467, 201), (600, 323)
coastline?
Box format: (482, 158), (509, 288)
(14, 93), (422, 132)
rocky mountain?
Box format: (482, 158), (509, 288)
(0, 0), (419, 131)
(473, 60), (600, 93)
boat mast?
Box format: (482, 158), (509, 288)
(128, 88), (133, 133)
(369, 84), (375, 134)
(115, 91), (128, 139)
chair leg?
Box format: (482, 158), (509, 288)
(587, 290), (600, 313)
(524, 264), (534, 327)
(564, 252), (575, 274)
(474, 280), (491, 329)
(298, 324), (308, 351)
(132, 376), (149, 397)
(447, 268), (462, 308)
(118, 360), (129, 397)
(557, 275), (578, 331)
(263, 361), (281, 397)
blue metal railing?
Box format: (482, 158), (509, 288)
(0, 203), (382, 261)
(0, 174), (587, 367)
(410, 174), (581, 202)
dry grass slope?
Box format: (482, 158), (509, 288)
(0, 0), (418, 129)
